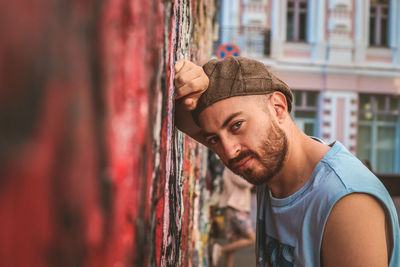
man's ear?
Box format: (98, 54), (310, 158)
(269, 92), (288, 122)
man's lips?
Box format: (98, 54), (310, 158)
(231, 155), (253, 172)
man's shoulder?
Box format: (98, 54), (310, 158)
(321, 193), (391, 266)
(317, 141), (377, 184)
(313, 142), (391, 212)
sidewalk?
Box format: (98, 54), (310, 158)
(233, 192), (257, 267)
(215, 193), (257, 267)
(233, 243), (256, 267)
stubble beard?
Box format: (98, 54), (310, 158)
(228, 120), (288, 186)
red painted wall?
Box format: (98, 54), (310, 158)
(0, 0), (215, 266)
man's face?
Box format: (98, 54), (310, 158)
(198, 95), (288, 185)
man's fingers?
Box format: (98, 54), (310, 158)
(188, 96), (200, 110)
(183, 97), (193, 107)
(174, 59), (195, 74)
(175, 75), (208, 99)
(181, 92), (203, 111)
(174, 67), (202, 89)
(174, 59), (208, 111)
(174, 59), (185, 73)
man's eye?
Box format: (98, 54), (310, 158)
(207, 136), (219, 145)
(231, 121), (243, 130)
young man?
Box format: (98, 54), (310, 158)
(174, 56), (400, 266)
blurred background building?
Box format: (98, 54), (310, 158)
(214, 0), (400, 175)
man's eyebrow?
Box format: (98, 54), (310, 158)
(221, 112), (242, 129)
(202, 132), (215, 138)
(201, 112), (242, 138)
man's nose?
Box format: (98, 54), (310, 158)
(221, 137), (240, 160)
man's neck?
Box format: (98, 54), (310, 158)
(267, 127), (330, 198)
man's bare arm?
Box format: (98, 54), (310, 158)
(174, 59), (209, 144)
(321, 193), (390, 267)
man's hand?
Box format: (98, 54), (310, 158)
(173, 59), (209, 144)
(174, 59), (209, 111)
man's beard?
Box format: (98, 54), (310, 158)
(227, 121), (288, 185)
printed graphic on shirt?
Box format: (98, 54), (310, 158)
(265, 235), (294, 267)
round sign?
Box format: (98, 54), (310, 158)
(216, 43), (241, 59)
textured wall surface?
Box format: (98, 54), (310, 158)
(0, 0), (215, 266)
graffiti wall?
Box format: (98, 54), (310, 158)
(0, 0), (215, 266)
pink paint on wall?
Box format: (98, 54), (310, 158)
(357, 76), (400, 94)
(273, 71), (324, 90)
(325, 0), (329, 40)
(276, 69), (400, 96)
(283, 49), (311, 58)
(336, 98), (345, 144)
(366, 54), (393, 63)
(325, 74), (358, 91)
(265, 0), (271, 28)
(350, 0), (355, 39)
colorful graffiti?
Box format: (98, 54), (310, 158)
(0, 0), (215, 266)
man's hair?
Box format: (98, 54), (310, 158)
(191, 56), (293, 125)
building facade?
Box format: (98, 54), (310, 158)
(217, 0), (400, 174)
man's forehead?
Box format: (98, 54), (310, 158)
(199, 109), (241, 129)
(199, 95), (267, 128)
(200, 96), (245, 119)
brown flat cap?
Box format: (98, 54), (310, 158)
(192, 56), (293, 124)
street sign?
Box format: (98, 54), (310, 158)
(216, 43), (241, 59)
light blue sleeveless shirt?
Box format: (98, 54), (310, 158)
(256, 141), (400, 266)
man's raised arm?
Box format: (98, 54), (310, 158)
(174, 59), (209, 144)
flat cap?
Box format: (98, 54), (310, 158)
(192, 56), (293, 124)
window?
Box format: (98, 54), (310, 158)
(358, 94), (400, 174)
(286, 0), (308, 42)
(369, 0), (390, 47)
(292, 90), (318, 136)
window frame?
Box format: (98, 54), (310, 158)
(292, 90), (319, 137)
(357, 94), (400, 174)
(286, 0), (308, 42)
(369, 0), (390, 47)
